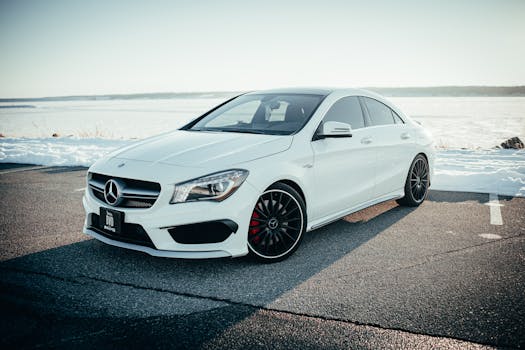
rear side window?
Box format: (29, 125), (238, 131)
(363, 97), (395, 126)
(392, 110), (404, 124)
(323, 96), (365, 129)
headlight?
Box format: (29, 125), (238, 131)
(170, 169), (249, 204)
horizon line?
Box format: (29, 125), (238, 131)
(2, 85), (525, 101)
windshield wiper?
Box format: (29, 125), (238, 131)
(219, 129), (267, 134)
(189, 128), (228, 133)
(190, 127), (273, 135)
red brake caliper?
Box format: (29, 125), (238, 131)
(249, 211), (261, 244)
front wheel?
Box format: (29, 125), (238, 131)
(397, 154), (430, 207)
(247, 183), (307, 262)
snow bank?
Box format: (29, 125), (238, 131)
(0, 137), (131, 167)
(1, 137), (524, 197)
(432, 149), (525, 197)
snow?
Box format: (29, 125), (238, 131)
(1, 97), (524, 148)
(1, 96), (524, 197)
(0, 137), (523, 197)
(0, 137), (130, 167)
(433, 149), (525, 197)
(0, 98), (227, 139)
(390, 97), (525, 149)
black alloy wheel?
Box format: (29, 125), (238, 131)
(248, 183), (306, 262)
(397, 154), (430, 207)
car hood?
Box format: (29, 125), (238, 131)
(110, 130), (293, 167)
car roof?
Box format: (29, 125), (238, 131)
(245, 88), (333, 96)
(244, 87), (379, 98)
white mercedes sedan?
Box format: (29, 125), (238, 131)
(83, 88), (434, 262)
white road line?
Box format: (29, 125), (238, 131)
(479, 233), (502, 239)
(74, 187), (86, 192)
(487, 193), (503, 226)
(0, 165), (49, 175)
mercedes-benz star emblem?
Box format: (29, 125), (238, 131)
(104, 179), (123, 206)
(268, 217), (279, 230)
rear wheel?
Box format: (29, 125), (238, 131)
(247, 183), (306, 262)
(397, 154), (429, 207)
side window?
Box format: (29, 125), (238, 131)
(323, 96), (365, 129)
(364, 97), (395, 126)
(392, 110), (404, 124)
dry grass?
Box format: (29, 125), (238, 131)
(76, 126), (116, 138)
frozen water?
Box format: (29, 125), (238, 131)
(1, 95), (524, 197)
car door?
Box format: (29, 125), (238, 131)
(310, 96), (376, 219)
(361, 97), (414, 198)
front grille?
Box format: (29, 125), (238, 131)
(90, 214), (155, 248)
(88, 173), (161, 208)
(167, 220), (238, 244)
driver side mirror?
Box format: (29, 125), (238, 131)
(315, 121), (352, 140)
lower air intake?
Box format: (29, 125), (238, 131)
(167, 220), (238, 244)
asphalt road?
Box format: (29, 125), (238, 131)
(0, 164), (524, 349)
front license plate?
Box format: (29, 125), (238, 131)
(100, 208), (124, 234)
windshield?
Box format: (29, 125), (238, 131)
(187, 93), (325, 135)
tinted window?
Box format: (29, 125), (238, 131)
(364, 98), (395, 126)
(323, 96), (365, 129)
(267, 101), (288, 122)
(205, 100), (260, 127)
(189, 94), (324, 135)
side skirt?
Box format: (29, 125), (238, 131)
(307, 191), (404, 231)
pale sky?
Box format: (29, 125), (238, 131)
(1, 0), (524, 98)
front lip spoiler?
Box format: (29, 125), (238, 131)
(84, 228), (232, 259)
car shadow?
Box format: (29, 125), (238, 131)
(0, 200), (416, 348)
(428, 190), (517, 205)
(42, 166), (88, 174)
(2, 201), (414, 303)
(428, 190), (489, 204)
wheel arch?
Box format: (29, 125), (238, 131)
(405, 152), (429, 174)
(417, 151), (428, 162)
(266, 179), (306, 207)
(400, 152), (431, 193)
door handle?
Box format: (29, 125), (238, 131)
(401, 132), (411, 140)
(361, 137), (372, 145)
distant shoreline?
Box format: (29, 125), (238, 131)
(369, 86), (525, 97)
(0, 105), (36, 109)
(1, 86), (525, 102)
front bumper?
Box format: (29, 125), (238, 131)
(82, 178), (260, 259)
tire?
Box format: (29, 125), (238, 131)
(396, 154), (430, 207)
(247, 182), (307, 263)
